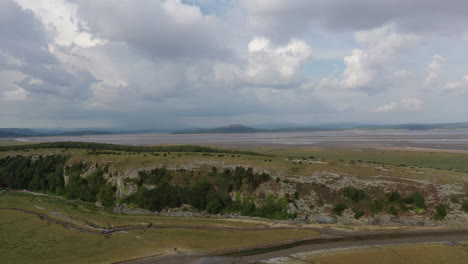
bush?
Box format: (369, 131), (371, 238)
(387, 191), (401, 202)
(403, 192), (426, 209)
(434, 204), (447, 220)
(206, 199), (223, 214)
(370, 200), (383, 213)
(333, 203), (348, 216)
(389, 206), (398, 216)
(343, 187), (366, 202)
(399, 203), (409, 212)
(353, 209), (365, 219)
(463, 200), (468, 213)
(294, 191), (300, 200)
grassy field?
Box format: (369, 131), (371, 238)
(0, 192), (272, 229)
(256, 147), (468, 172)
(0, 140), (32, 146)
(1, 146), (467, 263)
(1, 147), (466, 189)
(0, 192), (319, 264)
(290, 243), (468, 264)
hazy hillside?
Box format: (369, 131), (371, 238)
(172, 122), (468, 134)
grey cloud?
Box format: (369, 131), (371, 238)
(0, 0), (95, 100)
(243, 0), (468, 41)
(73, 0), (236, 61)
(0, 0), (56, 65)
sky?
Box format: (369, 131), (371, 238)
(1, 0), (468, 129)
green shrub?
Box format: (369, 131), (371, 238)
(434, 204), (447, 220)
(389, 206), (398, 216)
(343, 187), (366, 202)
(333, 203), (348, 216)
(463, 200), (468, 213)
(399, 203), (409, 212)
(206, 199), (223, 214)
(294, 191), (300, 200)
(403, 192), (426, 209)
(370, 200), (383, 213)
(387, 191), (401, 202)
(353, 209), (365, 219)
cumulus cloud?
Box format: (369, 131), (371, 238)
(320, 25), (421, 91)
(246, 37), (312, 84)
(0, 0), (96, 100)
(14, 0), (105, 48)
(423, 55), (445, 87)
(72, 0), (233, 61)
(375, 98), (424, 113)
(1, 0), (468, 128)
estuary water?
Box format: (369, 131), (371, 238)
(13, 129), (468, 150)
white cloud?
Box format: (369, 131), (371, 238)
(423, 55), (445, 87)
(321, 25), (421, 90)
(246, 37), (312, 84)
(443, 75), (468, 94)
(375, 97), (424, 113)
(2, 0), (468, 128)
(14, 0), (105, 48)
(74, 0), (231, 60)
(2, 85), (30, 101)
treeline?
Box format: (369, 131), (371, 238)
(332, 187), (438, 219)
(0, 154), (292, 219)
(64, 163), (116, 207)
(0, 142), (266, 156)
(0, 155), (68, 194)
(0, 155), (116, 207)
(125, 167), (294, 219)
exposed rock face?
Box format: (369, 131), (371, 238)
(68, 159), (467, 227)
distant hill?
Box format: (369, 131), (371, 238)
(54, 131), (115, 136)
(172, 122), (468, 134)
(0, 131), (26, 138)
(172, 125), (339, 134)
(172, 125), (258, 134)
(0, 128), (114, 138)
(3, 122), (468, 138)
(359, 122), (468, 130)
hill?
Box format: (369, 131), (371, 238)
(172, 122), (468, 134)
(172, 125), (259, 134)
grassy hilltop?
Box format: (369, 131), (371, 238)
(0, 142), (467, 263)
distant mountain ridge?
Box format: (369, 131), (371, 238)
(171, 122), (468, 134)
(171, 125), (258, 134)
(0, 129), (115, 138)
(2, 122), (468, 138)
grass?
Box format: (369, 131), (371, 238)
(0, 210), (157, 264)
(1, 146), (467, 263)
(0, 193), (319, 264)
(0, 140), (32, 146)
(257, 147), (468, 172)
(3, 146), (468, 183)
(0, 192), (271, 229)
(298, 243), (468, 264)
